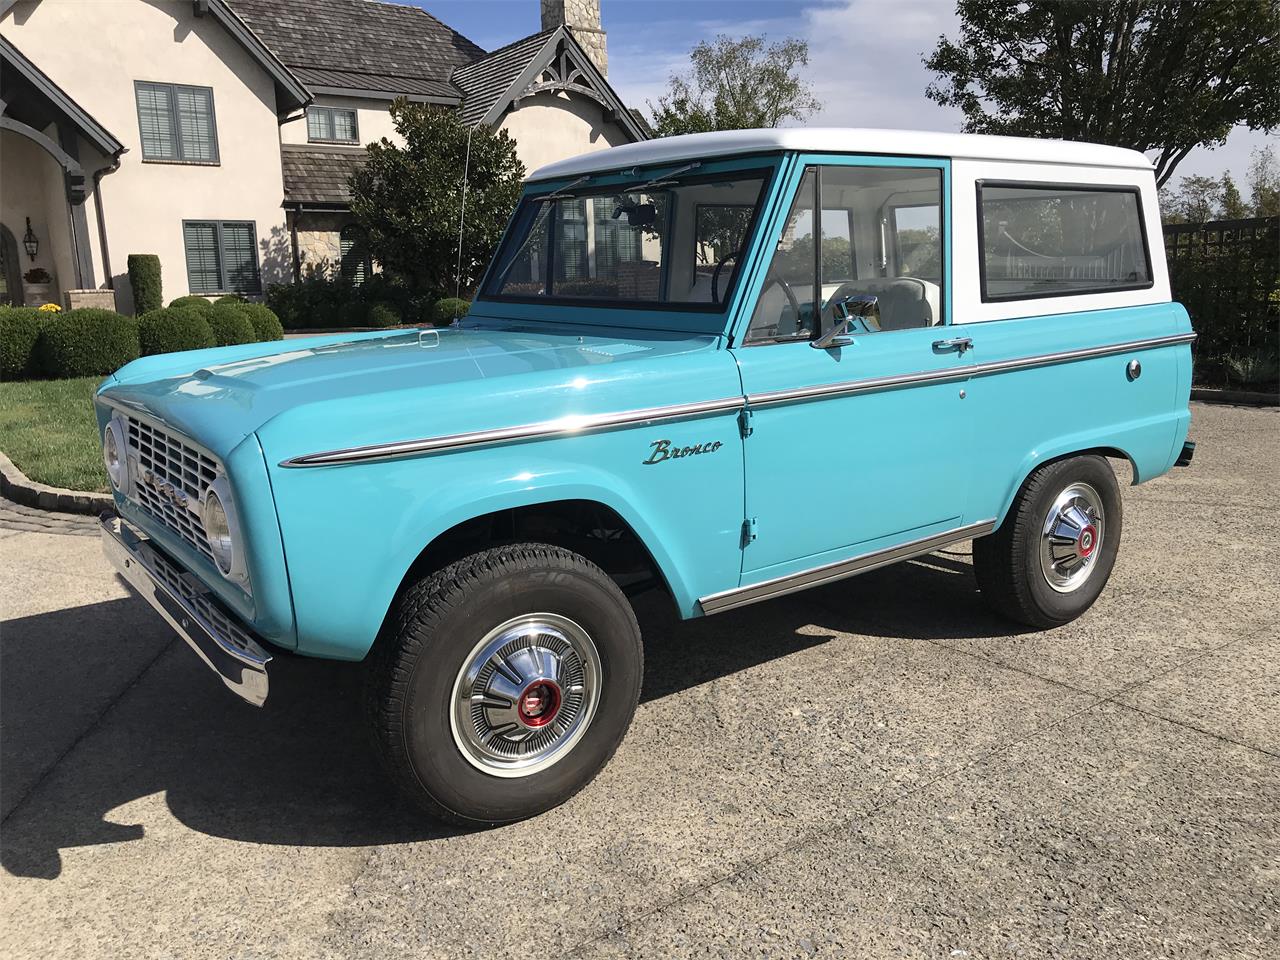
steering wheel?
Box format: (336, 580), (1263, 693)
(763, 275), (804, 337)
(711, 251), (740, 304)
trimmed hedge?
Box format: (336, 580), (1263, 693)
(127, 254), (163, 315)
(168, 295), (214, 316)
(432, 297), (470, 326)
(237, 303), (284, 341)
(208, 303), (256, 346)
(367, 301), (402, 328)
(36, 309), (141, 378)
(1, 307), (45, 380)
(139, 307), (216, 356)
(215, 294), (246, 305)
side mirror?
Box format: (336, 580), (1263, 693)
(811, 295), (878, 349)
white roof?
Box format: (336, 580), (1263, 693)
(527, 127), (1154, 181)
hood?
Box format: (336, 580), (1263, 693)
(98, 323), (724, 457)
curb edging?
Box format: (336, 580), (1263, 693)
(0, 451), (113, 515)
(1190, 387), (1278, 407)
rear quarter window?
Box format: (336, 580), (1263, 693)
(977, 182), (1152, 302)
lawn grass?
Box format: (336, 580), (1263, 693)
(0, 377), (107, 493)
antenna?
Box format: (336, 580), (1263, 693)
(454, 125), (474, 301)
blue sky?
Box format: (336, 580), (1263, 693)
(421, 0), (1274, 189)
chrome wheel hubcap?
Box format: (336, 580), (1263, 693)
(449, 613), (601, 778)
(1040, 481), (1106, 593)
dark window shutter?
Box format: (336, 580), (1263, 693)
(184, 222), (221, 293)
(340, 226), (368, 284)
(136, 83), (177, 160)
(221, 223), (260, 293)
(175, 86), (218, 162)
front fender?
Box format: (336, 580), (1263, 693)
(265, 414), (745, 660)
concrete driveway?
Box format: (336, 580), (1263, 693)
(1, 401), (1276, 959)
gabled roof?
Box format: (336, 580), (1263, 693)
(204, 0), (310, 113)
(529, 128), (1154, 182)
(0, 35), (123, 155)
(228, 0), (481, 101)
(452, 26), (647, 141)
(452, 30), (554, 125)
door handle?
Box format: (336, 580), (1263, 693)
(932, 337), (973, 356)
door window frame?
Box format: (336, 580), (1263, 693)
(727, 153), (952, 347)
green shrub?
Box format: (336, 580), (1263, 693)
(432, 297), (470, 326)
(0, 307), (46, 380)
(168, 295), (214, 316)
(339, 300), (367, 328)
(138, 307), (216, 356)
(366, 301), (402, 328)
(127, 254), (162, 315)
(36, 308), (140, 378)
(207, 304), (256, 346)
(237, 303), (284, 341)
(215, 294), (246, 305)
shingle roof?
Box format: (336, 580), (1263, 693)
(292, 66), (458, 100)
(281, 144), (366, 205)
(452, 29), (554, 125)
(228, 0), (483, 95)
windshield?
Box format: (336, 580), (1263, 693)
(482, 167), (771, 311)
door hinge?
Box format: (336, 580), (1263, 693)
(738, 406), (754, 438)
(741, 517), (758, 547)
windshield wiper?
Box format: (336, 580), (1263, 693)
(544, 174), (591, 200)
(629, 161), (702, 194)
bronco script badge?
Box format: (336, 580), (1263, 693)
(642, 438), (724, 465)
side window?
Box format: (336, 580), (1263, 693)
(745, 165), (944, 344)
(744, 169), (817, 343)
(978, 183), (1152, 301)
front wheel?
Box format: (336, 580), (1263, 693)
(367, 543), (643, 825)
(974, 455), (1123, 628)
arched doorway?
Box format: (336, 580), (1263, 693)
(0, 223), (21, 306)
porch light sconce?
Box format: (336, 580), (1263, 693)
(23, 218), (38, 261)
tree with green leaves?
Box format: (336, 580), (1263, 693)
(925, 0), (1280, 186)
(1248, 145), (1280, 218)
(649, 34), (820, 137)
(349, 100), (525, 294)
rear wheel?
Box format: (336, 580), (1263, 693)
(974, 455), (1122, 628)
(367, 543), (643, 825)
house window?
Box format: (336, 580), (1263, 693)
(307, 106), (359, 144)
(135, 82), (219, 163)
(340, 224), (372, 283)
(183, 221), (260, 294)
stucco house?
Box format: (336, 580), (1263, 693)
(0, 0), (644, 313)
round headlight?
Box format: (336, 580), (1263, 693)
(203, 489), (235, 575)
(103, 419), (126, 490)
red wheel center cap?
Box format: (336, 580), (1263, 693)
(1079, 524), (1097, 558)
(518, 680), (561, 727)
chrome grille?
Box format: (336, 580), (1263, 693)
(125, 416), (220, 563)
(146, 543), (257, 659)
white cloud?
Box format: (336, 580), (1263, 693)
(605, 0), (1277, 192)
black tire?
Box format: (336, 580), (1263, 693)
(973, 455), (1123, 629)
(367, 542), (642, 826)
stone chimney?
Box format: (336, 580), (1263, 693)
(541, 0), (607, 76)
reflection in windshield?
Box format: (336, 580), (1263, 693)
(484, 169), (769, 309)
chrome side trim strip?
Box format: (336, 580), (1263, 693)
(748, 332), (1197, 408)
(281, 331), (1195, 467)
(698, 519), (998, 615)
(280, 395), (746, 467)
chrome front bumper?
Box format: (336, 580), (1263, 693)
(100, 512), (271, 706)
